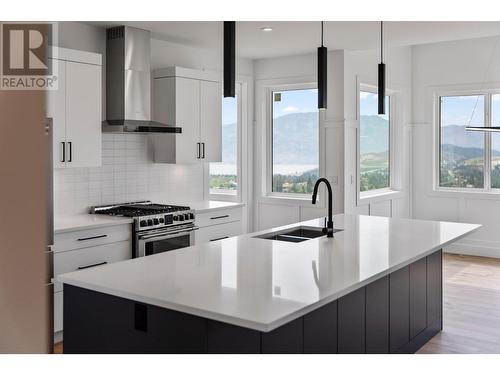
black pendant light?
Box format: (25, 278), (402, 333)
(223, 21), (236, 98)
(318, 21), (327, 109)
(378, 21), (386, 115)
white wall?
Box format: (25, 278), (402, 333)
(53, 22), (254, 223)
(54, 134), (204, 214)
(344, 46), (413, 219)
(412, 36), (500, 257)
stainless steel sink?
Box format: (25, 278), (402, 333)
(254, 225), (343, 243)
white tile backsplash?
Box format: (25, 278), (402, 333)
(54, 134), (205, 214)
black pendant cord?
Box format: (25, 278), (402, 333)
(318, 21), (327, 110)
(378, 21), (386, 115)
(223, 21), (236, 98)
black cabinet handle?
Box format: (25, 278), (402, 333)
(210, 236), (229, 242)
(210, 215), (230, 220)
(196, 142), (201, 159)
(77, 261), (107, 270)
(77, 234), (107, 241)
(61, 142), (65, 162)
(67, 141), (72, 162)
(202, 142), (205, 159)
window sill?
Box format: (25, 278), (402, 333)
(358, 189), (404, 205)
(259, 194), (325, 208)
(208, 193), (240, 203)
(429, 188), (500, 200)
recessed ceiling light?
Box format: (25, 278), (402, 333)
(260, 27), (273, 32)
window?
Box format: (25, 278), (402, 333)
(359, 90), (391, 193)
(491, 94), (500, 188)
(270, 88), (319, 195)
(438, 92), (500, 191)
(209, 89), (239, 196)
(439, 95), (485, 188)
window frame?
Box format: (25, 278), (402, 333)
(206, 82), (243, 202)
(357, 84), (396, 203)
(265, 82), (319, 199)
(433, 89), (500, 194)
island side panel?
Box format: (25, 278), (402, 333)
(365, 276), (390, 353)
(337, 287), (366, 353)
(207, 320), (261, 353)
(261, 319), (303, 354)
(410, 257), (428, 338)
(389, 265), (410, 353)
(62, 250), (443, 354)
(303, 300), (338, 354)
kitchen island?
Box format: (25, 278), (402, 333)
(58, 214), (480, 354)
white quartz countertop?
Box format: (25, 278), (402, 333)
(54, 201), (244, 233)
(58, 214), (480, 332)
(54, 214), (134, 234)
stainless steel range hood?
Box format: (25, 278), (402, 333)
(103, 26), (182, 134)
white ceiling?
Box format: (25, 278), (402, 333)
(90, 21), (500, 59)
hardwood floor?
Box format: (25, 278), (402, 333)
(54, 341), (63, 354)
(52, 253), (500, 354)
(418, 253), (500, 354)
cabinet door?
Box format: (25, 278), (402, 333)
(338, 287), (366, 353)
(390, 266), (410, 353)
(47, 59), (66, 168)
(199, 80), (222, 162)
(65, 61), (101, 168)
(195, 221), (242, 244)
(175, 77), (200, 163)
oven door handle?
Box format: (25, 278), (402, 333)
(138, 227), (199, 241)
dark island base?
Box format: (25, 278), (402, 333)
(63, 250), (442, 354)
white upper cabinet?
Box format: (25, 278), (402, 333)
(47, 48), (102, 169)
(152, 67), (222, 164)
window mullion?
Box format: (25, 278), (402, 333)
(485, 94), (492, 191)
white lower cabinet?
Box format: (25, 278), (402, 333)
(195, 220), (242, 244)
(53, 224), (132, 340)
(194, 206), (243, 245)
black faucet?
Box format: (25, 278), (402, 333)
(312, 178), (334, 237)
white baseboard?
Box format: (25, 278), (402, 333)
(444, 238), (500, 259)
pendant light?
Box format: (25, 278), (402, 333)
(318, 21), (327, 109)
(465, 36), (500, 132)
(378, 21), (386, 115)
(223, 21), (235, 98)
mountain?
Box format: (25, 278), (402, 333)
(441, 125), (485, 149)
(221, 116), (499, 168)
(222, 112), (319, 165)
(272, 112), (319, 164)
(359, 115), (389, 154)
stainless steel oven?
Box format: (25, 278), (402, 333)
(135, 224), (198, 258)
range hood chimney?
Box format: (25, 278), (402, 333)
(103, 26), (182, 134)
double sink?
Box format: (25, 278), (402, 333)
(254, 225), (343, 243)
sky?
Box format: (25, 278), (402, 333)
(222, 96), (238, 125)
(272, 89), (318, 118)
(359, 91), (389, 120)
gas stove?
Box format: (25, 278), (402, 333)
(91, 201), (195, 232)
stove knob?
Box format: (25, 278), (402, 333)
(184, 214), (190, 220)
(153, 218), (159, 225)
(140, 220), (147, 227)
(178, 215), (184, 221)
(147, 219), (153, 226)
(159, 217), (164, 223)
(189, 213), (195, 220)
(173, 215), (179, 221)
